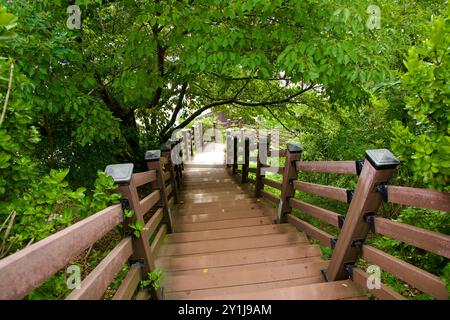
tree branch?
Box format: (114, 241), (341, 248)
(159, 82), (188, 138)
(0, 64), (14, 128)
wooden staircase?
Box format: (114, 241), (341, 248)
(155, 166), (366, 300)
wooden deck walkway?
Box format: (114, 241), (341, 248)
(1, 136), (448, 300)
(155, 146), (366, 300)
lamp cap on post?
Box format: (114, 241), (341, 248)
(105, 163), (134, 184)
(145, 150), (161, 162)
(287, 142), (303, 153)
(365, 149), (400, 169)
(161, 143), (171, 152)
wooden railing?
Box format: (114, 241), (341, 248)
(227, 138), (450, 300)
(0, 140), (185, 300)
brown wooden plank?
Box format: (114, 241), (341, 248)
(200, 280), (362, 300)
(173, 210), (266, 224)
(66, 238), (133, 300)
(176, 202), (265, 216)
(352, 268), (405, 300)
(261, 190), (279, 204)
(262, 177), (282, 190)
(290, 198), (341, 227)
(162, 260), (328, 292)
(362, 245), (448, 300)
(294, 181), (348, 202)
(178, 198), (258, 210)
(296, 161), (357, 175)
(166, 183), (173, 197)
(165, 224), (296, 243)
(174, 216), (273, 232)
(387, 186), (450, 212)
(139, 190), (161, 216)
(373, 217), (450, 259)
(167, 276), (324, 300)
(142, 208), (163, 242)
(150, 224), (167, 256)
(112, 264), (142, 300)
(0, 204), (123, 300)
(179, 193), (251, 204)
(157, 244), (321, 272)
(168, 196), (175, 209)
(181, 190), (246, 199)
(287, 215), (334, 248)
(248, 167), (257, 173)
(158, 232), (308, 256)
(166, 256), (323, 276)
(132, 171), (157, 187)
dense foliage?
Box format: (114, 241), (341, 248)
(0, 0), (448, 299)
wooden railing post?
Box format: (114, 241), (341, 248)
(145, 151), (173, 234)
(182, 130), (189, 161)
(242, 137), (250, 183)
(161, 143), (179, 204)
(233, 135), (238, 174)
(255, 133), (266, 197)
(213, 121), (217, 142)
(190, 126), (195, 157)
(169, 140), (181, 188)
(278, 143), (303, 224)
(175, 139), (183, 185)
(105, 164), (155, 281)
(325, 149), (400, 281)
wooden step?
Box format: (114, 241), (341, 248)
(161, 260), (328, 293)
(180, 190), (246, 199)
(165, 256), (323, 276)
(167, 275), (324, 300)
(199, 280), (364, 300)
(155, 244), (322, 271)
(158, 232), (308, 256)
(173, 216), (273, 232)
(175, 202), (265, 216)
(177, 198), (261, 210)
(178, 194), (252, 204)
(173, 210), (266, 224)
(165, 224), (297, 243)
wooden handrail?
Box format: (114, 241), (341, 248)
(261, 177), (282, 190)
(287, 215), (335, 248)
(66, 237), (133, 300)
(296, 161), (359, 175)
(289, 198), (342, 227)
(293, 181), (349, 203)
(132, 171), (157, 187)
(372, 217), (450, 258)
(139, 190), (161, 216)
(112, 264), (142, 300)
(385, 185), (450, 212)
(351, 268), (406, 300)
(142, 208), (164, 243)
(362, 245), (448, 300)
(0, 204), (123, 300)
